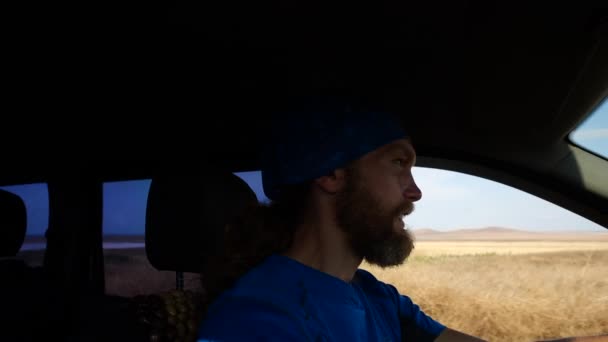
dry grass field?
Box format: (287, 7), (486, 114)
(412, 240), (608, 257)
(362, 231), (608, 342)
(103, 247), (202, 297)
(18, 229), (608, 341)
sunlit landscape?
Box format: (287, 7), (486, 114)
(363, 228), (608, 342)
(16, 227), (608, 342)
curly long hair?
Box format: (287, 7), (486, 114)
(200, 182), (312, 307)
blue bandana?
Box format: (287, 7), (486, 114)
(261, 102), (407, 200)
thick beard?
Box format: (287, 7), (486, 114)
(336, 170), (415, 268)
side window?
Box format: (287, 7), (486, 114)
(569, 97), (607, 159)
(233, 170), (269, 203)
(0, 183), (49, 268)
(362, 167), (608, 342)
(102, 180), (199, 297)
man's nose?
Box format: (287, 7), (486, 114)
(404, 175), (422, 202)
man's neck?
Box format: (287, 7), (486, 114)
(283, 220), (362, 283)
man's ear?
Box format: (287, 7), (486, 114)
(314, 169), (347, 195)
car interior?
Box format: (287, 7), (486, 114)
(1, 1), (607, 341)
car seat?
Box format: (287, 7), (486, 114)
(0, 188), (62, 341)
(133, 168), (258, 342)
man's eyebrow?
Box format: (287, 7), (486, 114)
(387, 144), (415, 158)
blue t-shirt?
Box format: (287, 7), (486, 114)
(197, 254), (446, 341)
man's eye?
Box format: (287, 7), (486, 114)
(393, 158), (406, 166)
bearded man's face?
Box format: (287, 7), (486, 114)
(336, 167), (415, 268)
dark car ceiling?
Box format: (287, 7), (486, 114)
(3, 2), (608, 188)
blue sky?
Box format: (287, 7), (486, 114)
(237, 169), (606, 232)
(407, 167), (605, 232)
(1, 99), (606, 235)
(2, 166), (605, 236)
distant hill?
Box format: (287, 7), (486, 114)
(24, 234), (146, 243)
(411, 228), (442, 235)
(23, 235), (46, 243)
(103, 235), (145, 243)
(451, 227), (529, 234)
(411, 227), (608, 241)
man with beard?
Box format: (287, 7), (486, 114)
(197, 97), (607, 342)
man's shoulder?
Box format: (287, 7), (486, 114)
(198, 256), (313, 341)
(214, 274), (302, 308)
(354, 268), (378, 282)
(224, 255), (303, 299)
(205, 254), (306, 314)
(198, 295), (311, 341)
(354, 268), (398, 297)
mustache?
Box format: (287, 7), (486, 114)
(396, 201), (415, 216)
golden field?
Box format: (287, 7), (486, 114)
(412, 240), (608, 257)
(21, 230), (608, 341)
(362, 238), (608, 342)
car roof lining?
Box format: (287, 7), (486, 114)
(1, 2), (607, 228)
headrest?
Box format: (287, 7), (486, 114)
(0, 189), (27, 258)
(145, 169), (258, 273)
